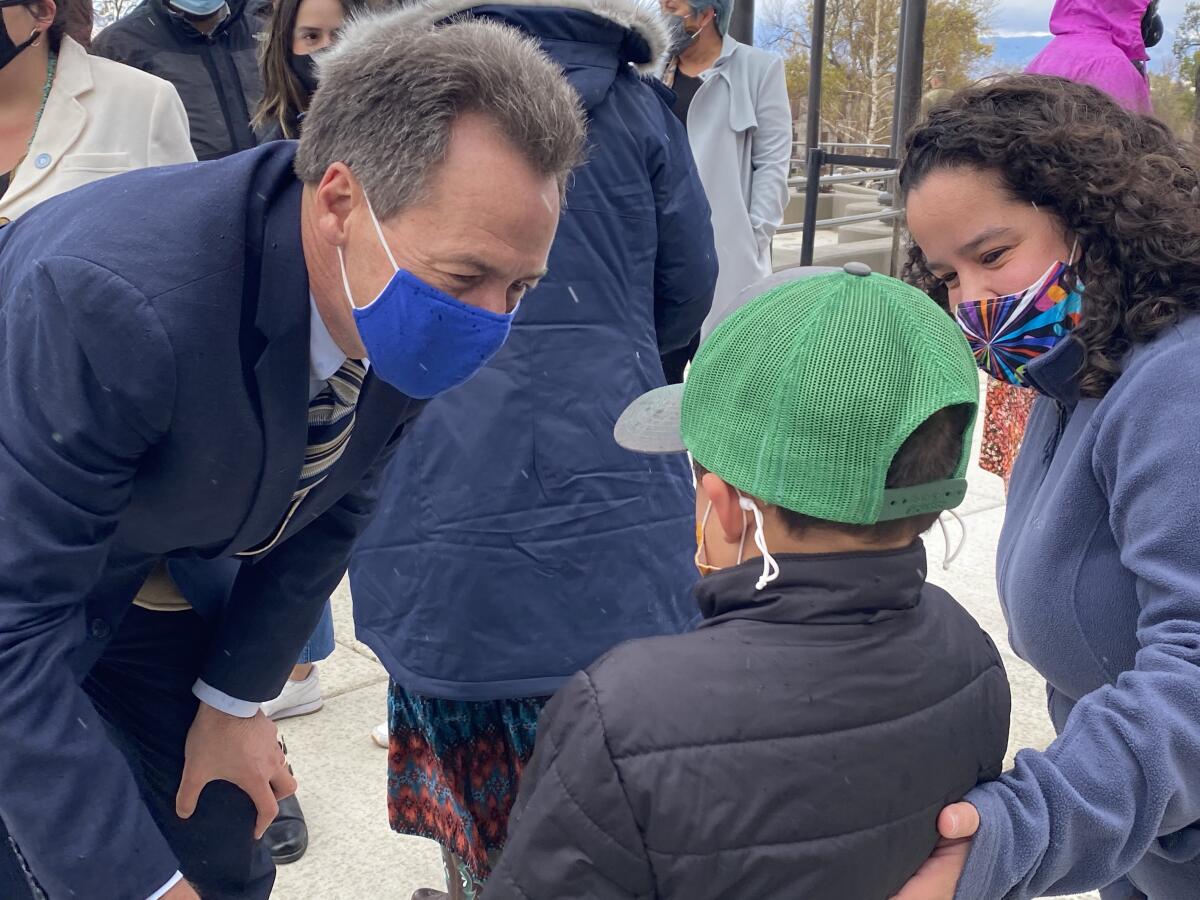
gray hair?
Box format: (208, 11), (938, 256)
(688, 0), (734, 33)
(294, 11), (586, 220)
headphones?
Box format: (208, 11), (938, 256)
(1143, 0), (1163, 49)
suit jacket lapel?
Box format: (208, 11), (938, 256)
(221, 161), (311, 556)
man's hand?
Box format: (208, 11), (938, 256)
(163, 879), (202, 899)
(176, 702), (297, 839)
(890, 802), (979, 900)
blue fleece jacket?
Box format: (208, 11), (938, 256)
(956, 316), (1200, 898)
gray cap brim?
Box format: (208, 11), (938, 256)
(614, 383), (686, 454)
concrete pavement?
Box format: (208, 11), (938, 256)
(273, 384), (1099, 900)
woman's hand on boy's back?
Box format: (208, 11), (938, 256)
(890, 802), (979, 900)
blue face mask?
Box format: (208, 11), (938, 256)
(336, 195), (515, 399)
(167, 0), (227, 17)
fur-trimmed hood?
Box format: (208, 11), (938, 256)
(343, 0), (670, 75)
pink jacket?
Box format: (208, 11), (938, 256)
(1025, 0), (1153, 114)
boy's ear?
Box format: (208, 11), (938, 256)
(701, 473), (747, 542)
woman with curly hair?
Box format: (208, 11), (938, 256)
(967, 0), (1161, 489)
(895, 75), (1200, 900)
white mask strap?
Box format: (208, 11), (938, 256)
(1068, 236), (1079, 267)
(696, 501), (713, 568)
(737, 507), (748, 565)
(937, 509), (967, 571)
(364, 192), (399, 272)
(337, 245), (355, 313)
(739, 495), (780, 591)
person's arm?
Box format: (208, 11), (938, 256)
(147, 81), (197, 166)
(952, 340), (1200, 899)
(171, 411), (419, 840)
(487, 670), (654, 900)
(197, 409), (416, 705)
(648, 87), (718, 356)
(747, 54), (793, 259)
(0, 256), (181, 898)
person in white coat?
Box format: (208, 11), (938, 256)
(659, 0), (791, 382)
(0, 0), (194, 226)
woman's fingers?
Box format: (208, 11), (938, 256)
(938, 802), (980, 839)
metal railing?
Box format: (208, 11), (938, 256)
(788, 169), (898, 189)
(799, 149), (900, 266)
(793, 141), (892, 152)
(776, 207), (901, 236)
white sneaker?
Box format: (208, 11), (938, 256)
(371, 721), (389, 749)
(262, 669), (324, 721)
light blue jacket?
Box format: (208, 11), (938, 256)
(957, 317), (1200, 898)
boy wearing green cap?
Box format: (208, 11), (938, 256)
(487, 266), (1011, 899)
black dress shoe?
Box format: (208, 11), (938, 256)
(265, 794), (308, 864)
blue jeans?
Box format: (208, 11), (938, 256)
(296, 600), (335, 665)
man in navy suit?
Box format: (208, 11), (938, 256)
(0, 12), (584, 900)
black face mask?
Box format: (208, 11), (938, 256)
(0, 0), (40, 72)
(666, 14), (702, 57)
(1142, 1), (1163, 49)
(289, 51), (320, 99)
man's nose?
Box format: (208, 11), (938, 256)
(465, 286), (510, 316)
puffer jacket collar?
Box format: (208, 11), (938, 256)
(695, 540), (928, 628)
(348, 0), (669, 74)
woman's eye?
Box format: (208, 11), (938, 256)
(981, 248), (1008, 266)
(939, 272), (960, 289)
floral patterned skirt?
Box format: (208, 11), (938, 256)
(980, 378), (1037, 483)
(385, 681), (549, 885)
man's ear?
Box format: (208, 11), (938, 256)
(701, 472), (747, 542)
(312, 162), (358, 248)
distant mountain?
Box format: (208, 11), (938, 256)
(977, 33), (1052, 76)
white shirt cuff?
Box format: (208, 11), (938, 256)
(146, 871), (184, 900)
(192, 679), (260, 718)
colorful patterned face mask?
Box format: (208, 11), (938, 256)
(954, 252), (1083, 387)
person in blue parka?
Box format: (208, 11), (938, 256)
(347, 1), (718, 896)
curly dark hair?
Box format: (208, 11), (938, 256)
(899, 75), (1200, 398)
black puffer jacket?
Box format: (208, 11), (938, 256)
(93, 0), (263, 160)
(489, 543), (1011, 899)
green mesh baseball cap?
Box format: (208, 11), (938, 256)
(615, 264), (979, 525)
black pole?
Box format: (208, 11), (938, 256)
(894, 0), (927, 151)
(800, 147), (824, 266)
(728, 0), (754, 45)
(891, 0), (909, 154)
(804, 0), (827, 154)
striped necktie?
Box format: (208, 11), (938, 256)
(239, 358), (367, 557)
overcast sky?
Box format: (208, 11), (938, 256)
(987, 0), (1184, 70)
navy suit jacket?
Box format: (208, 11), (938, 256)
(0, 143), (423, 898)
